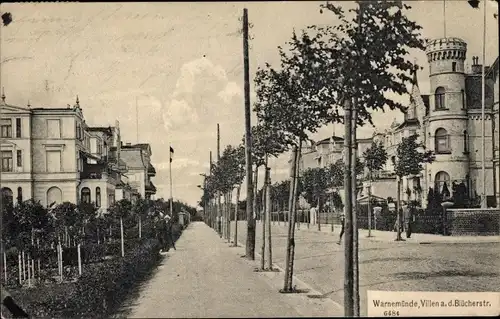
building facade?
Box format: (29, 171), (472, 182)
(298, 37), (499, 208)
(120, 143), (157, 201)
(1, 96), (156, 211)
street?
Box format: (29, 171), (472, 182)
(119, 222), (342, 318)
(232, 221), (500, 317)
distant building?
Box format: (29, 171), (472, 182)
(120, 142), (157, 201)
(0, 96), (156, 210)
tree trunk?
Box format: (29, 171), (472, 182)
(18, 252), (21, 285)
(368, 173), (373, 237)
(352, 99), (360, 317)
(283, 141), (301, 291)
(139, 216), (142, 239)
(120, 217), (125, 257)
(227, 191), (232, 243)
(396, 177), (403, 240)
(260, 179), (266, 270)
(3, 251), (7, 283)
(234, 186), (240, 246)
(27, 254), (31, 288)
(37, 258), (41, 281)
(253, 166), (259, 221)
(317, 197), (321, 231)
(97, 228), (100, 245)
(77, 244), (82, 276)
(265, 166), (273, 270)
(22, 250), (26, 281)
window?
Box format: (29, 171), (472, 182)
(463, 130), (469, 153)
(461, 90), (466, 109)
(435, 128), (450, 153)
(1, 151), (13, 172)
(81, 187), (91, 204)
(76, 124), (81, 140)
(17, 187), (22, 204)
(452, 62), (457, 72)
(16, 150), (22, 167)
(16, 118), (21, 138)
(47, 119), (61, 138)
(96, 187), (101, 207)
(47, 186), (62, 207)
(1, 119), (12, 138)
(435, 171), (451, 195)
(435, 87), (446, 110)
(46, 151), (62, 172)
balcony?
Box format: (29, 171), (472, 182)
(80, 163), (107, 180)
(145, 180), (157, 194)
(147, 163), (156, 177)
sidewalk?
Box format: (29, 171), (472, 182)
(122, 222), (343, 318)
(260, 220), (500, 244)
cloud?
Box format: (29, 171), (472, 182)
(161, 57), (243, 132)
(218, 81), (242, 104)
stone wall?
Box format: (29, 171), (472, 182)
(446, 208), (500, 236)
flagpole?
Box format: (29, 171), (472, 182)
(481, 0), (487, 208)
(136, 97), (139, 144)
(170, 146), (174, 215)
(443, 0), (446, 38)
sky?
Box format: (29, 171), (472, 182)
(1, 1), (498, 207)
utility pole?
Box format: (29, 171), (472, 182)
(343, 97), (354, 317)
(243, 8), (255, 260)
(481, 0), (487, 208)
(352, 3), (363, 315)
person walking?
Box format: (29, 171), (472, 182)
(165, 214), (176, 251)
(337, 210), (346, 245)
(157, 213), (168, 253)
(405, 203), (415, 239)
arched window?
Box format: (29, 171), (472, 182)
(17, 187), (22, 204)
(435, 87), (446, 110)
(463, 130), (468, 153)
(435, 128), (450, 153)
(96, 187), (101, 207)
(47, 186), (62, 207)
(435, 171), (451, 195)
(461, 89), (466, 109)
(81, 187), (91, 204)
(1, 187), (13, 206)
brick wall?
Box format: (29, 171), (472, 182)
(446, 208), (500, 236)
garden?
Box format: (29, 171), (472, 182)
(0, 197), (192, 318)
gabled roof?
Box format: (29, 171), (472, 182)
(120, 148), (146, 169)
(87, 126), (113, 136)
(486, 56), (499, 79)
(316, 135), (344, 145)
(0, 101), (31, 114)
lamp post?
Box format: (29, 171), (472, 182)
(441, 200), (454, 236)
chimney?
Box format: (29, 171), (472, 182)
(471, 56), (482, 74)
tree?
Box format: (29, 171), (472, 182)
(133, 197), (151, 239)
(301, 167), (329, 230)
(109, 199), (132, 257)
(394, 134), (434, 240)
(363, 141), (388, 236)
(256, 0), (426, 310)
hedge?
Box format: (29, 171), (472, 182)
(4, 224), (185, 318)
